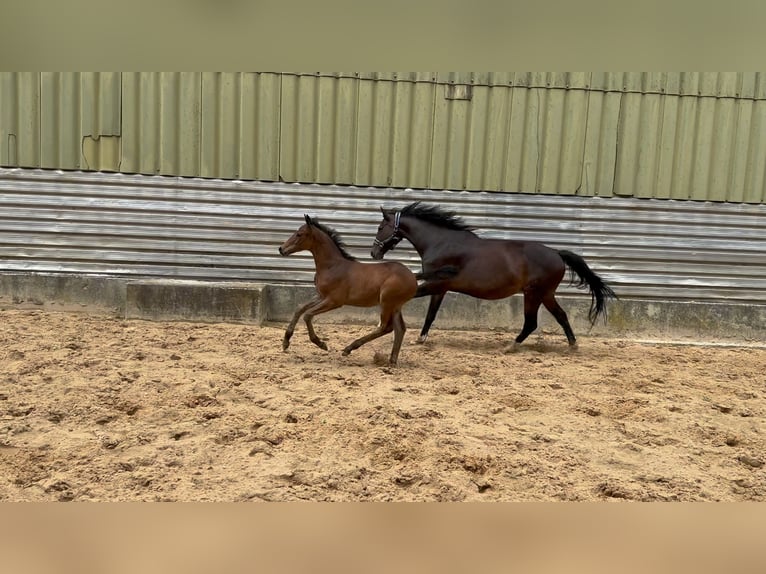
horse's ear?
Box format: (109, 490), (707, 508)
(304, 214), (313, 226)
(379, 206), (391, 221)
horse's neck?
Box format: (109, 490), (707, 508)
(403, 219), (472, 255)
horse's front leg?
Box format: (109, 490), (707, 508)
(417, 292), (445, 343)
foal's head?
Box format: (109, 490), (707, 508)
(279, 214), (317, 256)
(279, 215), (356, 260)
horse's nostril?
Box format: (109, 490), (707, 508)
(278, 246), (284, 255)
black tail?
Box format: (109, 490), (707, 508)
(416, 265), (460, 281)
(558, 250), (617, 325)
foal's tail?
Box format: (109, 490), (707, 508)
(558, 250), (617, 325)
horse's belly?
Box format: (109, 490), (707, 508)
(450, 267), (523, 299)
(455, 284), (520, 300)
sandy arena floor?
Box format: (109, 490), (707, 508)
(1, 308), (764, 501)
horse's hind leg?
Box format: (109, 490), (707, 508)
(543, 293), (577, 348)
(388, 310), (407, 365)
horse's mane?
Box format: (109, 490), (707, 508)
(398, 202), (477, 234)
(306, 217), (356, 261)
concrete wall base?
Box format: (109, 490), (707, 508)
(0, 273), (763, 342)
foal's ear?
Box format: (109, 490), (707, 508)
(379, 206), (391, 221)
(304, 214), (313, 226)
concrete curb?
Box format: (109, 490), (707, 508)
(0, 272), (764, 342)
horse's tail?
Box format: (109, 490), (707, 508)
(558, 250), (617, 325)
(416, 265), (460, 281)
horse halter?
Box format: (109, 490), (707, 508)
(373, 211), (403, 252)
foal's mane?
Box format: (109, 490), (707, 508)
(306, 216), (357, 260)
(398, 202), (477, 233)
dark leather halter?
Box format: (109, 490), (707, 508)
(373, 211), (403, 252)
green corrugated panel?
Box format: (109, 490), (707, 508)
(122, 72), (160, 175)
(284, 73), (320, 182)
(756, 74), (766, 100)
(202, 72), (241, 179)
(335, 77), (437, 188)
(355, 77), (396, 186)
(431, 85), (474, 190)
(240, 72), (281, 181)
(504, 86), (537, 192)
(39, 72), (122, 172)
(3, 72), (766, 203)
(535, 87), (589, 194)
(611, 93), (766, 202)
(463, 85), (508, 191)
(40, 72), (80, 170)
(122, 72), (202, 177)
(280, 74), (348, 184)
(581, 91), (621, 197)
(165, 72), (202, 177)
(0, 72), (40, 167)
(741, 101), (766, 203)
(201, 72), (281, 180)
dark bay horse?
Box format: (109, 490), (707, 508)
(279, 214), (418, 365)
(370, 202), (616, 350)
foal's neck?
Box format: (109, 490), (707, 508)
(309, 232), (351, 269)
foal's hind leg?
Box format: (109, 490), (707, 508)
(341, 311), (395, 358)
(543, 294), (577, 349)
(388, 311), (407, 365)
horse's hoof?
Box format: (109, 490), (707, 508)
(316, 341), (328, 351)
(282, 341), (290, 351)
(341, 348), (351, 356)
(416, 335), (428, 345)
(503, 342), (521, 354)
(567, 342), (579, 353)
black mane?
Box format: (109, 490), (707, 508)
(397, 202), (477, 233)
(307, 217), (356, 260)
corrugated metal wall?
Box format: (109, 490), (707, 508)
(1, 168), (765, 303)
(2, 72), (766, 203)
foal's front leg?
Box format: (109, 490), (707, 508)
(283, 296), (321, 351)
(302, 298), (342, 350)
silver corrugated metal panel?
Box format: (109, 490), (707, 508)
(1, 168), (765, 303)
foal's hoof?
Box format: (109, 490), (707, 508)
(567, 342), (579, 353)
(341, 348), (351, 356)
(415, 335), (429, 345)
(314, 341), (328, 351)
(282, 339), (291, 352)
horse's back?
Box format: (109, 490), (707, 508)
(422, 236), (566, 298)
